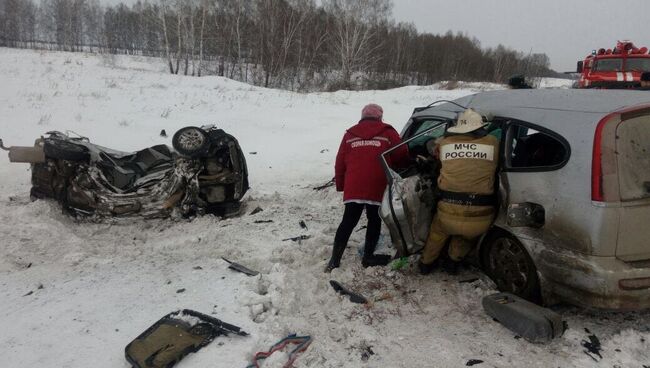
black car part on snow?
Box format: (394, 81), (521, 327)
(329, 280), (368, 304)
(483, 292), (566, 343)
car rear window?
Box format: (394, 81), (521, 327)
(617, 114), (650, 201)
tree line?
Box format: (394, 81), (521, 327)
(0, 0), (555, 91)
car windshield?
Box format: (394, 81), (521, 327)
(407, 119), (445, 152)
(626, 58), (650, 72)
(593, 58), (623, 72)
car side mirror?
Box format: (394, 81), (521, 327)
(0, 139), (8, 151)
(507, 202), (545, 228)
(577, 61), (583, 73)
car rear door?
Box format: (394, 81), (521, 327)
(500, 121), (571, 231)
(615, 111), (650, 261)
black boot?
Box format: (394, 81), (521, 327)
(361, 241), (392, 268)
(440, 258), (460, 275)
(418, 260), (438, 275)
(325, 242), (346, 273)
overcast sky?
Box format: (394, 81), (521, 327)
(391, 0), (650, 71)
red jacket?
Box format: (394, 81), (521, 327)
(335, 119), (409, 203)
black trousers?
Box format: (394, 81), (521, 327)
(334, 202), (381, 248)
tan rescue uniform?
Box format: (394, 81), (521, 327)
(422, 134), (499, 263)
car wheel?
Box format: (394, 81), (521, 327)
(173, 127), (209, 158)
(482, 231), (541, 302)
(43, 139), (89, 162)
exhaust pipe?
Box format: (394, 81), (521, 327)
(1, 139), (46, 163)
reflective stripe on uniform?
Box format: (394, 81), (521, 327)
(346, 136), (390, 147)
(440, 143), (495, 161)
(350, 140), (381, 148)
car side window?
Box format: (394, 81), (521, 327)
(505, 123), (569, 171)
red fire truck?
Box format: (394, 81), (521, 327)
(577, 40), (650, 88)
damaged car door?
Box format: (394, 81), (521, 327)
(379, 118), (449, 257)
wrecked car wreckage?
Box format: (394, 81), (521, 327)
(1, 126), (249, 219)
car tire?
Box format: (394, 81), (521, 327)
(43, 139), (89, 162)
(481, 231), (541, 303)
(173, 127), (210, 158)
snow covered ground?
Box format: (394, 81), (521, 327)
(1, 47), (648, 368)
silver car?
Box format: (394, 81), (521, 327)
(380, 89), (650, 310)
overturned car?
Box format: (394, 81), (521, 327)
(1, 126), (249, 219)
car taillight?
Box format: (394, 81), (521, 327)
(592, 120), (604, 201)
(592, 113), (620, 202)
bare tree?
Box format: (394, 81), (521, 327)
(158, 0), (176, 73)
(82, 0), (102, 51)
(2, 0), (37, 47)
(196, 0), (208, 76)
(323, 0), (391, 88)
(4, 0), (22, 46)
(3, 0), (554, 89)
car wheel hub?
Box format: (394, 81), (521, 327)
(177, 129), (205, 150)
(488, 238), (530, 294)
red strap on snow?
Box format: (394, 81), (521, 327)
(247, 335), (313, 368)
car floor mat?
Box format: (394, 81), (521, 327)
(125, 309), (247, 368)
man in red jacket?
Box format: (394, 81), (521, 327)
(325, 103), (409, 272)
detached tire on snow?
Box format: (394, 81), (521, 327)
(481, 231), (541, 303)
(43, 139), (89, 162)
(173, 127), (210, 158)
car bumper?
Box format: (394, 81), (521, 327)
(534, 246), (650, 310)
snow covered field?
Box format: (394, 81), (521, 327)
(1, 47), (649, 368)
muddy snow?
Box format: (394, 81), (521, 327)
(1, 47), (649, 368)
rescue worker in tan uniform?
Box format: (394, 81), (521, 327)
(419, 108), (499, 274)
